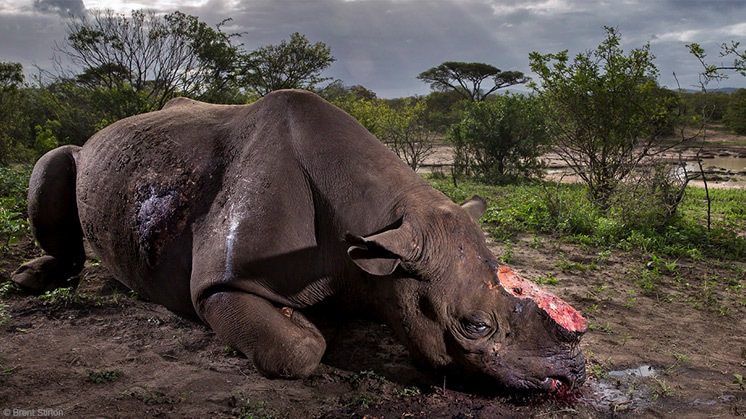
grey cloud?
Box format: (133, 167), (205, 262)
(3, 0), (746, 97)
(33, 0), (86, 17)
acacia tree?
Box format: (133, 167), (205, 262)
(529, 27), (677, 210)
(57, 9), (241, 109)
(241, 32), (335, 96)
(417, 61), (529, 101)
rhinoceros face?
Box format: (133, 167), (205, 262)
(430, 263), (587, 391)
(347, 199), (587, 392)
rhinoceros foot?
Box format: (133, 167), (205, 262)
(11, 255), (80, 293)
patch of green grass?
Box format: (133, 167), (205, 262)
(637, 268), (661, 294)
(624, 295), (638, 309)
(87, 369), (125, 384)
(668, 352), (690, 371)
(0, 281), (19, 297)
(38, 287), (100, 308)
(0, 165), (31, 250)
(587, 362), (607, 380)
(235, 399), (278, 419)
(734, 373), (745, 390)
(425, 175), (746, 261)
(652, 377), (674, 399)
(534, 273), (559, 285)
(0, 362), (18, 376)
(497, 240), (514, 264)
(588, 322), (614, 334)
(344, 392), (377, 410)
(396, 386), (421, 398)
(0, 303), (9, 326)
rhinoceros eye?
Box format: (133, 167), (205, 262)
(461, 313), (493, 339)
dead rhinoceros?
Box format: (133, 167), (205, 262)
(13, 89), (587, 391)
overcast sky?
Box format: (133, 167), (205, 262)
(1, 0), (745, 98)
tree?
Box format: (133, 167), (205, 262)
(57, 9), (242, 109)
(529, 27), (677, 210)
(448, 94), (548, 182)
(421, 90), (468, 134)
(378, 98), (436, 171)
(241, 32), (335, 96)
(417, 61), (529, 101)
(317, 79), (376, 102)
(724, 89), (746, 134)
(0, 62), (31, 164)
(687, 41), (746, 84)
(336, 97), (436, 171)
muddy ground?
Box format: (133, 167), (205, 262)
(1, 227), (744, 418)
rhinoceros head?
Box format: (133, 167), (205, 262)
(347, 197), (587, 392)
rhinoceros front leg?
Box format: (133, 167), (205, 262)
(199, 291), (326, 378)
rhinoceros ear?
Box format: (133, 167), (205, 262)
(346, 220), (411, 276)
(347, 241), (401, 276)
(461, 195), (487, 222)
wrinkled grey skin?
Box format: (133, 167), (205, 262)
(13, 90), (585, 390)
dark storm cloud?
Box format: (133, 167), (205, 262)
(33, 0), (85, 17)
(2, 0), (746, 96)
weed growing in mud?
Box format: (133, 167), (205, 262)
(38, 287), (100, 308)
(734, 373), (745, 390)
(691, 276), (732, 316)
(534, 273), (559, 285)
(637, 269), (660, 294)
(0, 303), (9, 326)
(497, 240), (514, 264)
(556, 254), (596, 272)
(396, 386), (422, 398)
(236, 399), (279, 419)
(231, 391), (280, 419)
(587, 362), (607, 380)
(87, 369), (124, 384)
(624, 294), (638, 309)
(223, 345), (242, 358)
(0, 362), (17, 376)
(588, 322), (613, 334)
(651, 377), (674, 399)
(344, 393), (377, 410)
(0, 281), (19, 297)
(665, 352), (691, 372)
(530, 234), (542, 248)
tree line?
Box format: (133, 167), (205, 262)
(0, 10), (744, 227)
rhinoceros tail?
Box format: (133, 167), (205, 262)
(12, 145), (85, 293)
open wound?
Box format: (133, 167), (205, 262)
(135, 186), (178, 266)
(495, 265), (587, 333)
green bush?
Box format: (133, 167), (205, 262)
(0, 165), (30, 249)
(448, 94), (548, 183)
(426, 174), (746, 260)
(724, 89), (746, 134)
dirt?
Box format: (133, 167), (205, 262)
(1, 228), (745, 419)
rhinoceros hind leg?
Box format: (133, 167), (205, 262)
(200, 291), (326, 379)
(12, 145), (85, 293)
